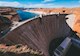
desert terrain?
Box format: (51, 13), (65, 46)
(0, 7), (80, 56)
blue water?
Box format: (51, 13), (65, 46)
(17, 10), (38, 21)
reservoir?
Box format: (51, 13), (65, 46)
(17, 10), (38, 21)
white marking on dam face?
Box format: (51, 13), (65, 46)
(66, 14), (75, 30)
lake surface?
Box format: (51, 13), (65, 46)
(17, 10), (38, 21)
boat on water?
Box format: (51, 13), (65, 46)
(0, 11), (80, 56)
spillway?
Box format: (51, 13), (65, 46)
(0, 14), (72, 56)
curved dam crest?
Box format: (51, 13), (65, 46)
(0, 14), (72, 56)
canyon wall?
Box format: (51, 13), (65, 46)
(0, 7), (20, 22)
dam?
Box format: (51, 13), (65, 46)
(0, 13), (80, 56)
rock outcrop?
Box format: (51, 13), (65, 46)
(0, 16), (11, 37)
(0, 7), (20, 22)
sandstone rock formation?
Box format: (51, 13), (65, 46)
(0, 44), (43, 56)
(0, 7), (20, 22)
(0, 16), (11, 37)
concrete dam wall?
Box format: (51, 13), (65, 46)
(0, 14), (71, 56)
